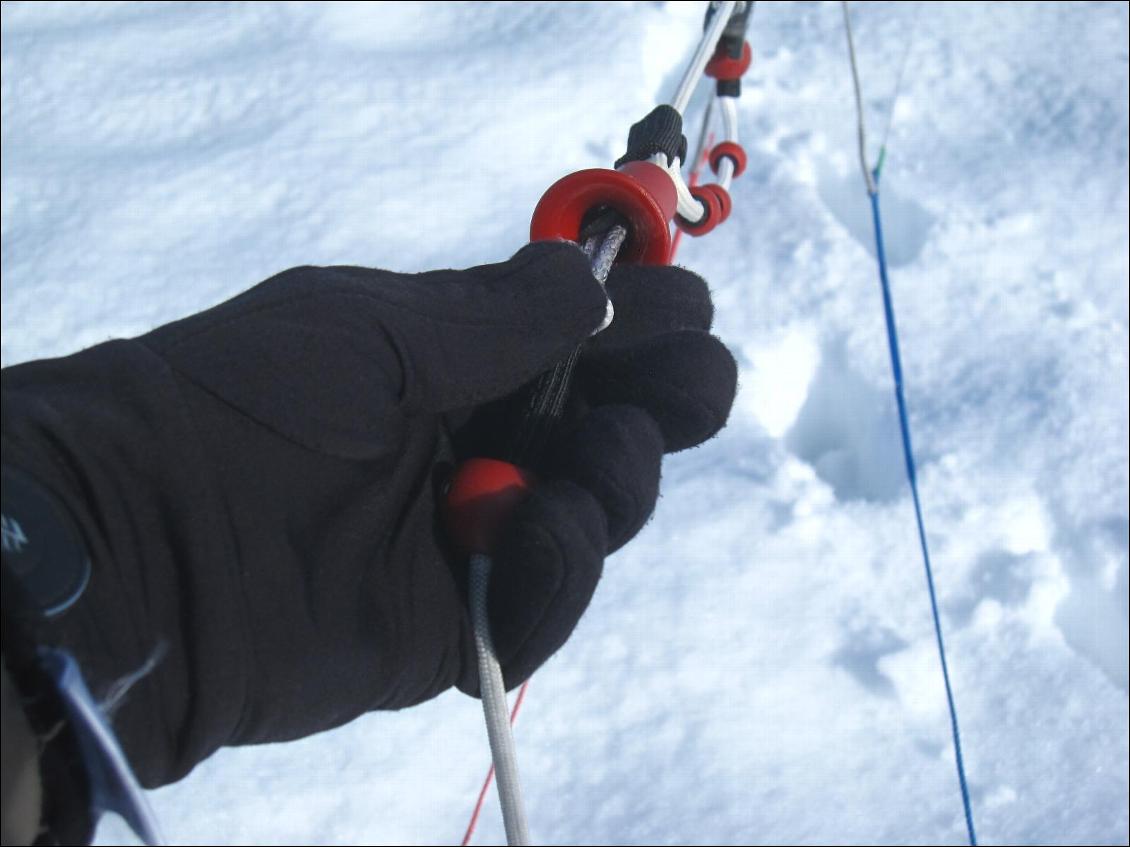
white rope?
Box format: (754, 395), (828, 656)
(687, 94), (716, 179)
(716, 95), (739, 189)
(647, 93), (736, 219)
(633, 2), (749, 224)
(668, 0), (738, 116)
(647, 153), (707, 222)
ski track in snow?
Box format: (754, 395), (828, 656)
(2, 2), (1127, 845)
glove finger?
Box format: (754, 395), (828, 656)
(580, 330), (738, 453)
(543, 404), (663, 552)
(372, 241), (609, 413)
(464, 480), (608, 693)
(454, 405), (662, 695)
(592, 263), (714, 352)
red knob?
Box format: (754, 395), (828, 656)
(444, 458), (533, 555)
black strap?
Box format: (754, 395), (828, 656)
(507, 350), (582, 468)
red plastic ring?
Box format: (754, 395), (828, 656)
(530, 162), (676, 265)
(705, 41), (752, 82)
(709, 141), (747, 179)
(674, 186), (721, 236)
(702, 183), (732, 223)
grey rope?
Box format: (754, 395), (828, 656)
(469, 552), (530, 846)
(586, 225), (629, 285)
(841, 1), (876, 195)
(471, 225), (626, 846)
(877, 2), (920, 161)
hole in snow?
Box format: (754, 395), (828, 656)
(832, 622), (908, 698)
(817, 166), (934, 267)
(1053, 516), (1129, 692)
(946, 549), (1039, 628)
(785, 340), (905, 503)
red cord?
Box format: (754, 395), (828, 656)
(669, 131), (715, 263)
(461, 679), (531, 846)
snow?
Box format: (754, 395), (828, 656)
(2, 1), (1127, 844)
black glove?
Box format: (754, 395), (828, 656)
(0, 241), (736, 789)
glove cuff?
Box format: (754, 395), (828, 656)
(3, 341), (249, 786)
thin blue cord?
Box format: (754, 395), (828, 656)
(868, 171), (978, 846)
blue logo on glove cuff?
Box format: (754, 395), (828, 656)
(1, 465), (91, 616)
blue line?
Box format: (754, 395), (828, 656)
(868, 173), (978, 846)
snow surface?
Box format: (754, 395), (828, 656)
(2, 1), (1127, 844)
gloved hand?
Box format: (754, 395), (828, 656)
(0, 241), (736, 788)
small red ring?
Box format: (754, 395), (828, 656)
(702, 183), (732, 223)
(674, 186), (721, 236)
(705, 41), (752, 82)
(709, 141), (747, 179)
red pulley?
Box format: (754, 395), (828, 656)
(530, 162), (677, 265)
(674, 185), (722, 237)
(704, 41), (752, 82)
(443, 458), (533, 555)
(709, 141), (747, 179)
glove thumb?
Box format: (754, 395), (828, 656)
(138, 242), (606, 460)
(382, 241), (609, 414)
